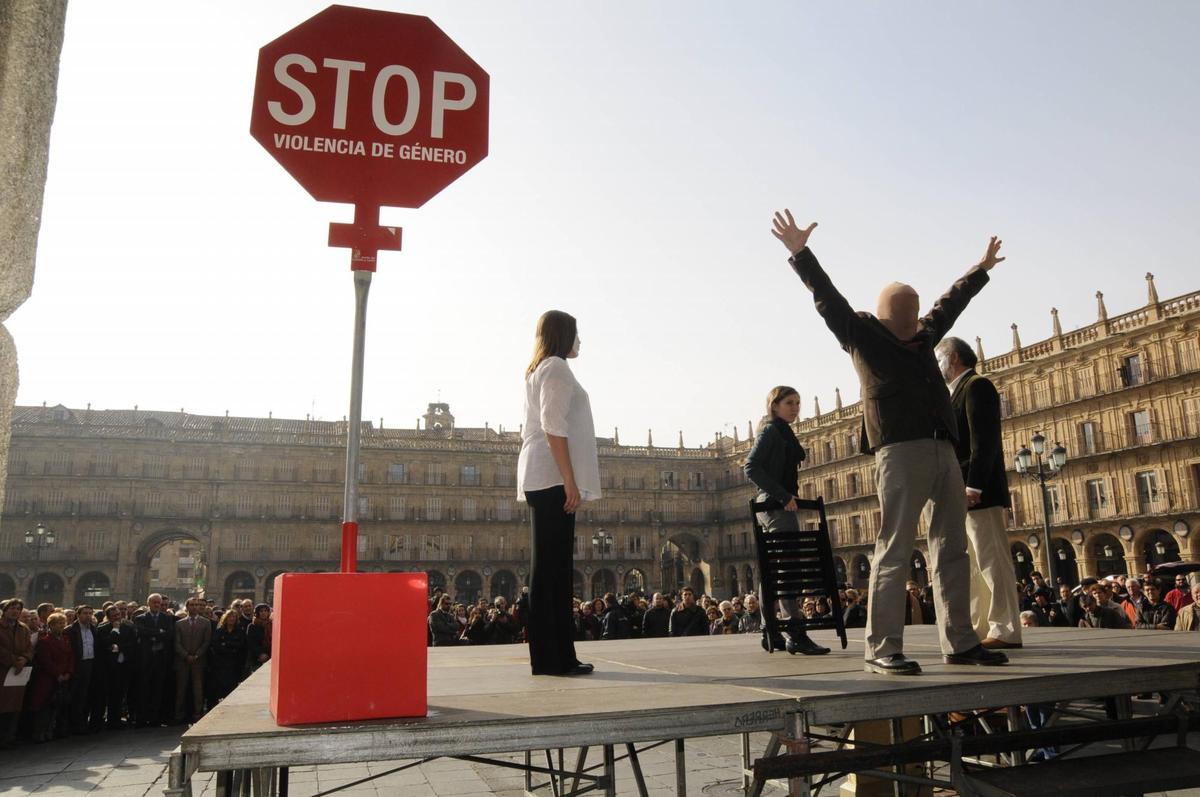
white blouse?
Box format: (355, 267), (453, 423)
(516, 357), (602, 502)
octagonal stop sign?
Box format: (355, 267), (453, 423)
(250, 4), (489, 210)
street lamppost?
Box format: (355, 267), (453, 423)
(592, 528), (613, 559)
(25, 522), (55, 561)
(1014, 432), (1068, 587)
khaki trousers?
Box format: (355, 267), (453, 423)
(965, 505), (1022, 644)
(866, 439), (979, 659)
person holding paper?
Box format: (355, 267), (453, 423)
(0, 599), (33, 748)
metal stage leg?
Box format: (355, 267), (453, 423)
(545, 750), (561, 797)
(742, 732), (752, 793)
(526, 750), (533, 794)
(164, 748), (193, 797)
(626, 743), (650, 797)
(603, 745), (616, 797)
(784, 714), (811, 797)
(675, 738), (687, 796)
(278, 767), (288, 797)
(569, 746), (589, 797)
(1006, 707), (1026, 765)
(1115, 695), (1135, 752)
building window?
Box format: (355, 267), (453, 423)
(661, 471), (677, 489)
(87, 531), (107, 551)
(1178, 337), (1200, 373)
(1074, 367), (1096, 399)
(354, 496), (369, 517)
(274, 533), (291, 553)
(824, 478), (839, 501)
(460, 465), (481, 486)
(493, 469), (515, 488)
(1032, 379), (1052, 409)
(802, 482), (814, 500)
(1119, 354), (1145, 387)
(144, 492), (162, 516)
(426, 464), (445, 486)
(626, 534), (643, 556)
(235, 532), (250, 551)
(1135, 471), (1160, 511)
(1127, 409), (1153, 446)
(425, 497), (442, 521)
(389, 496), (406, 521)
(1183, 397), (1200, 436)
(828, 518), (839, 542)
(387, 463), (407, 484)
(851, 515), (863, 542)
(422, 534), (445, 559)
(386, 534), (408, 557)
(275, 461), (296, 481)
(235, 460), (255, 480)
(688, 472), (704, 490)
(315, 494), (333, 519)
(275, 494), (292, 518)
(496, 499), (513, 522)
(356, 462), (367, 483)
(462, 498), (476, 522)
(1078, 421), (1100, 455)
(315, 464), (336, 482)
(314, 532), (329, 552)
(823, 441), (834, 462)
(847, 473), (859, 496)
(92, 453), (116, 476)
(1086, 479), (1108, 514)
(357, 534), (368, 554)
(142, 455), (167, 479)
(1045, 484), (1063, 517)
(186, 493), (204, 517)
(183, 457), (207, 479)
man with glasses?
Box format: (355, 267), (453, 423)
(428, 595), (462, 646)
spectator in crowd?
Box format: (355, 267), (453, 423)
(1054, 584), (1080, 628)
(730, 596), (744, 622)
(428, 595), (461, 647)
(209, 610), (247, 704)
(174, 597), (211, 725)
(487, 598), (519, 644)
(620, 594), (644, 639)
(1174, 574), (1200, 631)
(1121, 578), (1146, 626)
(36, 604), (53, 629)
(96, 606), (135, 729)
(134, 593), (175, 728)
(1028, 572), (1053, 602)
(0, 599), (33, 748)
(576, 601), (602, 641)
(65, 605), (103, 734)
(1165, 574), (1194, 612)
(843, 589), (868, 629)
(454, 603), (469, 637)
(904, 582), (934, 625)
(642, 593), (671, 638)
(740, 595), (764, 634)
(30, 612), (73, 742)
(1136, 581), (1176, 630)
(245, 604), (272, 673)
(1078, 581), (1132, 629)
(1019, 611), (1038, 628)
(705, 606), (722, 634)
(669, 588), (708, 637)
(711, 601), (740, 635)
(600, 594), (630, 640)
(1027, 593), (1052, 628)
(463, 607), (489, 645)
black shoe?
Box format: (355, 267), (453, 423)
(786, 632), (831, 656)
(762, 630), (788, 653)
(563, 662), (594, 676)
(864, 654), (922, 675)
(944, 644), (1008, 666)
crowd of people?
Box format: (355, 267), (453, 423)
(0, 594), (272, 748)
(426, 569), (1200, 647)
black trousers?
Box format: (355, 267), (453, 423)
(526, 486), (579, 675)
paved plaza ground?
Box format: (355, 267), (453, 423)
(2, 713), (1199, 797)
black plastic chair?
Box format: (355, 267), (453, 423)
(750, 497), (848, 651)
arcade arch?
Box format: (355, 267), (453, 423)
(31, 572), (64, 606)
(592, 568), (617, 597)
(659, 532), (709, 595)
(136, 528), (206, 605)
(74, 571), (112, 606)
(491, 569), (518, 603)
(1090, 533), (1127, 577)
(224, 571), (255, 605)
(0, 573), (15, 600)
(454, 570), (482, 604)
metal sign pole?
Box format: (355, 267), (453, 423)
(341, 269), (372, 573)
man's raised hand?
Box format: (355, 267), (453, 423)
(771, 209), (817, 255)
(979, 236), (1005, 271)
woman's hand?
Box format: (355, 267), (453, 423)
(784, 496), (799, 511)
(564, 480), (582, 514)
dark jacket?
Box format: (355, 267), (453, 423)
(65, 621), (100, 669)
(641, 606), (671, 638)
(95, 620), (137, 668)
(600, 606), (630, 640)
(428, 610), (460, 646)
(744, 417), (807, 504)
(246, 620), (271, 671)
(669, 604), (709, 637)
(844, 604), (867, 629)
(950, 371), (1010, 509)
(790, 247), (989, 453)
(1135, 600), (1177, 630)
(133, 611), (176, 663)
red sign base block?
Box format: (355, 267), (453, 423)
(270, 572), (428, 725)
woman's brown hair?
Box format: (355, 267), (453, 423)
(525, 310), (578, 376)
(219, 609), (240, 633)
(757, 385), (799, 432)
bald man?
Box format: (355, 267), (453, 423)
(771, 210), (1008, 675)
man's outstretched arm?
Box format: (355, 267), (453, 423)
(924, 236), (1005, 342)
(771, 208), (858, 350)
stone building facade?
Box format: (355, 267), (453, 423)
(2, 275), (1198, 607)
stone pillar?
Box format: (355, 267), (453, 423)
(0, 1), (68, 529)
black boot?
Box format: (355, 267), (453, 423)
(761, 629), (789, 653)
(785, 623), (830, 656)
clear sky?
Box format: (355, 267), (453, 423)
(11, 1), (1200, 444)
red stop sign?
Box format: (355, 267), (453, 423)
(250, 5), (489, 210)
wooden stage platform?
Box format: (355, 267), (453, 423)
(169, 626), (1200, 796)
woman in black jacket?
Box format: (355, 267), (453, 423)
(209, 610), (247, 703)
(744, 385), (829, 656)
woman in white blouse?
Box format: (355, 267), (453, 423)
(517, 310), (601, 676)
